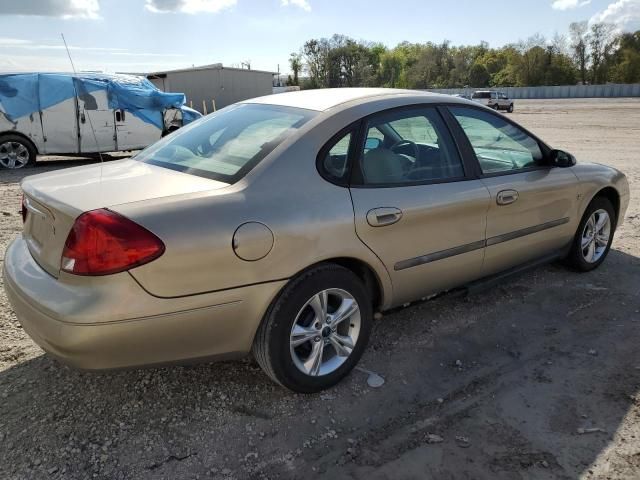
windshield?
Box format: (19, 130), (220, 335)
(136, 103), (317, 183)
(472, 92), (491, 99)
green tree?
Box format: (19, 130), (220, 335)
(288, 53), (302, 86)
(609, 31), (640, 82)
(294, 28), (640, 90)
(302, 38), (331, 88)
(468, 63), (490, 87)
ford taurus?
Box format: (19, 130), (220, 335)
(3, 88), (629, 392)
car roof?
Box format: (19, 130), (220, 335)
(241, 88), (449, 112)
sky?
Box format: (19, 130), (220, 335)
(0, 0), (639, 74)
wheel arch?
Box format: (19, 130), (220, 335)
(0, 130), (39, 155)
(592, 186), (620, 224)
(279, 257), (387, 313)
(327, 257), (385, 311)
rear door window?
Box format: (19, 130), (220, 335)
(320, 130), (353, 182)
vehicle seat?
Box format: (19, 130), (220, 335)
(362, 148), (405, 184)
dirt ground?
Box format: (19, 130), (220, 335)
(0, 98), (639, 480)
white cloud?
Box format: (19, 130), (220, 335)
(144, 0), (236, 14)
(0, 52), (189, 73)
(0, 37), (184, 59)
(551, 0), (591, 10)
(0, 38), (32, 46)
(0, 0), (99, 18)
(0, 38), (124, 52)
(281, 0), (311, 12)
(590, 0), (640, 31)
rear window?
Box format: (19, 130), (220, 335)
(472, 92), (491, 99)
(136, 103), (317, 183)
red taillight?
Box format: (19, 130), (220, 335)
(21, 194), (27, 223)
(61, 209), (165, 276)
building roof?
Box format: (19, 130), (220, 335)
(146, 64), (276, 77)
(241, 87), (444, 112)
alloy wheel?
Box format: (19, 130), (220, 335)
(581, 209), (611, 263)
(0, 142), (30, 169)
(289, 288), (361, 377)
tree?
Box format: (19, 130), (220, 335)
(293, 28), (640, 90)
(379, 49), (406, 87)
(570, 21), (590, 84)
(609, 31), (640, 83)
(468, 63), (490, 87)
(302, 38), (331, 88)
(589, 22), (616, 84)
(288, 53), (302, 86)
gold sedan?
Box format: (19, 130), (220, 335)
(3, 89), (629, 392)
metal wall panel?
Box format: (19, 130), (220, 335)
(426, 84), (640, 99)
(154, 68), (274, 113)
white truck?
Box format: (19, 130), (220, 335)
(0, 73), (201, 170)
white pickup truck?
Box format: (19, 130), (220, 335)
(0, 73), (201, 170)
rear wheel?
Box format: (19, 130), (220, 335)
(507, 103), (514, 113)
(252, 264), (372, 393)
(0, 135), (36, 170)
(566, 197), (615, 272)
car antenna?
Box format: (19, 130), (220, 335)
(61, 33), (104, 165)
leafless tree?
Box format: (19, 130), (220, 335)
(570, 21), (590, 84)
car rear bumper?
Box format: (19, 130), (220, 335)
(3, 236), (286, 370)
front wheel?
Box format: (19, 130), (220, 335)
(252, 264), (372, 393)
(566, 197), (615, 272)
(0, 135), (36, 170)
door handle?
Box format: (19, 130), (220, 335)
(496, 189), (519, 206)
(366, 207), (403, 227)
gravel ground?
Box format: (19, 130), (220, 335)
(1, 98), (639, 479)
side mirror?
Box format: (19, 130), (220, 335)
(549, 149), (576, 168)
(365, 137), (382, 150)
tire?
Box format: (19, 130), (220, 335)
(493, 103), (500, 110)
(0, 134), (37, 170)
(507, 103), (514, 113)
(566, 197), (616, 272)
(252, 264), (373, 393)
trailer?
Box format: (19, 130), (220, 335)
(0, 72), (201, 169)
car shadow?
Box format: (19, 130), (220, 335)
(0, 248), (639, 478)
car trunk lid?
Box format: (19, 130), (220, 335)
(21, 159), (228, 277)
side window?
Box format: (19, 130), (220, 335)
(358, 107), (464, 185)
(450, 106), (543, 175)
(320, 130), (352, 182)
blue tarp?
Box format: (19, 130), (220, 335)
(0, 73), (39, 121)
(0, 72), (199, 129)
